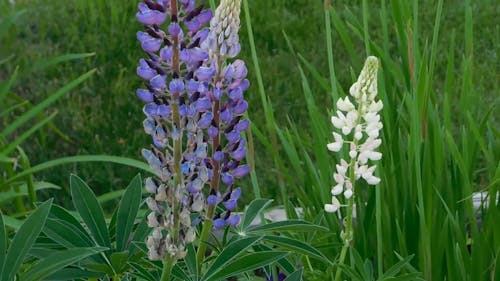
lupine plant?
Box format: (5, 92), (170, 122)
(136, 0), (325, 280)
(324, 56), (383, 280)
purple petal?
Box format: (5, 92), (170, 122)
(235, 119), (250, 132)
(198, 112), (213, 128)
(168, 23), (181, 36)
(232, 165), (250, 178)
(136, 7), (166, 25)
(186, 79), (200, 93)
(150, 75), (167, 89)
(208, 126), (218, 138)
(213, 151), (224, 162)
(137, 59), (157, 80)
(137, 89), (154, 103)
(226, 214), (241, 227)
(207, 194), (218, 206)
(226, 130), (240, 143)
(195, 97), (212, 111)
(231, 187), (242, 200)
(223, 199), (237, 211)
(230, 147), (246, 161)
(213, 218), (226, 230)
(221, 173), (234, 185)
(185, 19), (201, 33)
(195, 66), (216, 81)
(197, 10), (212, 25)
(232, 100), (248, 115)
(160, 47), (173, 62)
(220, 108), (232, 123)
(169, 79), (185, 94)
(228, 87), (243, 101)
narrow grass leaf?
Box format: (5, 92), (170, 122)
(70, 175), (111, 248)
(0, 111), (57, 157)
(0, 69), (96, 138)
(0, 211), (5, 270)
(0, 66), (18, 105)
(3, 155), (153, 186)
(116, 174), (142, 251)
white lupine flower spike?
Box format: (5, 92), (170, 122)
(325, 56), (383, 214)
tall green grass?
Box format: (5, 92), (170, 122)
(243, 0), (499, 279)
(1, 0), (498, 279)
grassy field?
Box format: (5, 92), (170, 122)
(1, 0), (499, 279)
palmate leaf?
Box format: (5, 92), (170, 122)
(116, 174), (142, 252)
(70, 174), (111, 248)
(240, 198), (273, 231)
(202, 236), (262, 279)
(284, 268), (303, 281)
(263, 235), (330, 264)
(247, 220), (328, 234)
(203, 251), (289, 281)
(21, 247), (107, 281)
(0, 199), (52, 281)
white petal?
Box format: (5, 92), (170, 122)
(366, 175), (381, 185)
(327, 142), (342, 152)
(332, 184), (343, 195)
(344, 189), (353, 199)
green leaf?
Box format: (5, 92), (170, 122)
(203, 251), (289, 281)
(379, 254), (414, 279)
(3, 155), (153, 186)
(263, 235), (330, 264)
(241, 199), (273, 231)
(185, 243), (198, 277)
(0, 181), (61, 204)
(0, 214), (22, 230)
(21, 247), (106, 281)
(45, 268), (104, 280)
(98, 190), (125, 204)
(110, 251), (129, 273)
(248, 220), (328, 233)
(203, 236), (262, 280)
(0, 211), (6, 269)
(284, 268), (303, 281)
(70, 175), (111, 248)
(0, 199), (52, 281)
(116, 174), (142, 251)
(129, 262), (157, 281)
(172, 264), (193, 281)
(0, 69), (96, 138)
(0, 111), (57, 157)
(0, 66), (18, 105)
(29, 53), (96, 72)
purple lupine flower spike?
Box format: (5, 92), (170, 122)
(137, 0), (215, 261)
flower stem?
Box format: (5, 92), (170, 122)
(334, 195), (354, 281)
(160, 255), (176, 281)
(195, 205), (214, 275)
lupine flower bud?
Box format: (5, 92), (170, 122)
(325, 56), (383, 213)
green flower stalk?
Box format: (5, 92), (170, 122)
(325, 56), (382, 281)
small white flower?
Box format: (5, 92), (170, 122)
(325, 196), (341, 213)
(325, 56), (383, 213)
